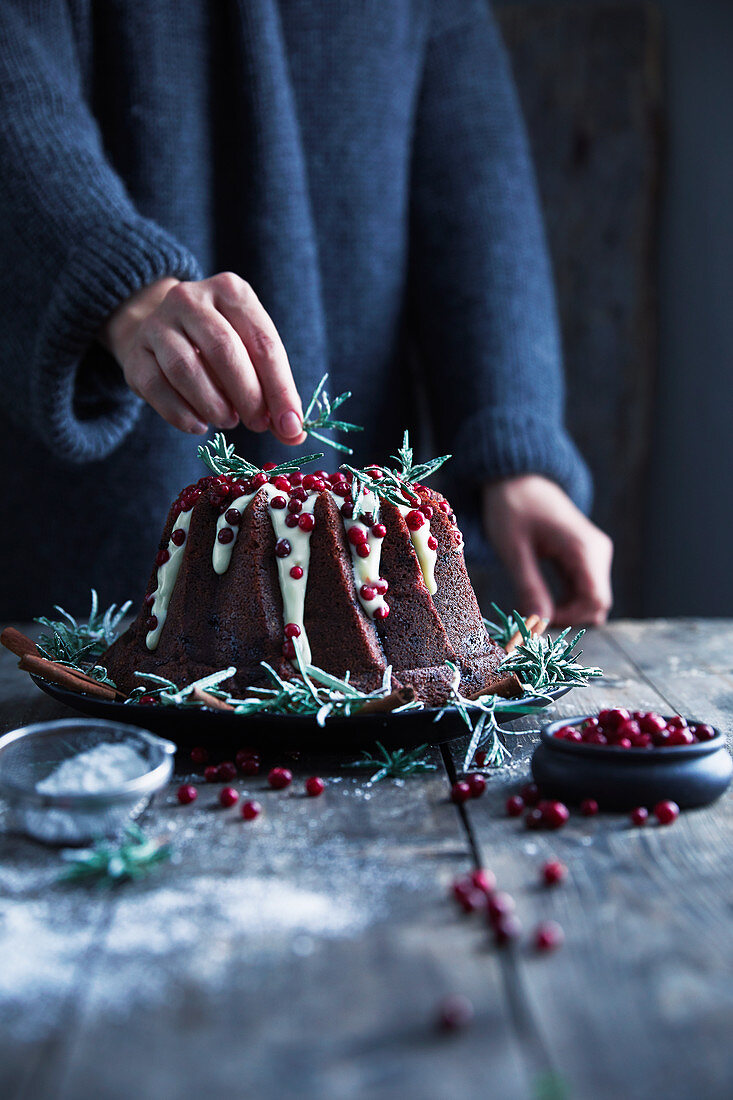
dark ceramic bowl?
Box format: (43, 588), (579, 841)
(531, 714), (732, 810)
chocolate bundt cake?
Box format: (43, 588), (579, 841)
(103, 445), (506, 706)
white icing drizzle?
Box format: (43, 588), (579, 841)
(212, 491), (258, 574)
(146, 508), (193, 651)
(267, 486), (317, 665)
(397, 503), (438, 594)
(334, 489), (389, 620)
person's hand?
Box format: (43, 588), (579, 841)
(98, 274), (307, 445)
(482, 475), (613, 626)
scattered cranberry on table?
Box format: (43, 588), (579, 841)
(190, 746), (208, 765)
(470, 869), (496, 895)
(268, 767), (293, 790)
(542, 860), (568, 886)
(493, 914), (522, 946)
(217, 761), (238, 781)
(539, 800), (570, 830)
(534, 921), (564, 952)
(473, 750), (488, 767)
(305, 776), (325, 797)
(204, 765), (219, 783)
(654, 799), (680, 825)
(241, 799), (262, 821)
(465, 773), (486, 798)
(177, 784), (198, 805)
(630, 806), (649, 826)
(525, 807), (544, 830)
(219, 786), (239, 808)
(520, 782), (540, 806)
(437, 994), (474, 1032)
(236, 749), (260, 774)
(580, 798), (599, 816)
(506, 794), (525, 817)
(487, 891), (515, 926)
(451, 781), (472, 804)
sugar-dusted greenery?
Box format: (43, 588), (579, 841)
(59, 824), (171, 885)
(198, 432), (323, 480)
(302, 373), (363, 455)
(349, 741), (436, 783)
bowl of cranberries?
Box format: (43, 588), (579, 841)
(531, 709), (732, 810)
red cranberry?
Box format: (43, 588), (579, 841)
(494, 914), (522, 946)
(668, 728), (694, 746)
(155, 548), (170, 566)
(471, 868), (496, 895)
(238, 756), (260, 776)
(372, 523), (386, 538)
(473, 750), (488, 767)
(565, 729), (584, 743)
(373, 603), (389, 620)
(145, 615), (158, 632)
(204, 765), (219, 783)
(340, 502), (354, 519)
(298, 512), (315, 532)
(270, 495), (287, 509)
(487, 891), (515, 926)
(616, 738), (632, 749)
(282, 639), (296, 660)
(305, 776), (325, 797)
(356, 543), (370, 558)
(289, 471), (303, 486)
(584, 731), (607, 745)
(520, 782), (540, 806)
(525, 807), (544, 830)
(347, 526), (366, 546)
(639, 712), (667, 734)
(251, 472), (267, 488)
(598, 708), (629, 732)
(217, 761), (237, 781)
(451, 781), (471, 804)
(630, 806), (649, 826)
(693, 723), (716, 741)
(452, 879), (485, 914)
(287, 497), (302, 514)
(359, 585), (375, 602)
(171, 528), (186, 546)
(219, 786), (239, 808)
(465, 774), (486, 798)
(290, 486), (308, 502)
(540, 801), (570, 830)
(144, 592), (155, 607)
(616, 719), (641, 740)
(300, 473), (316, 490)
(241, 800), (262, 821)
(275, 538), (291, 557)
(262, 462), (277, 471)
(580, 798), (599, 816)
(218, 527), (235, 545)
(667, 715), (687, 730)
(290, 565), (304, 579)
(506, 794), (524, 817)
(553, 725), (578, 740)
(630, 732), (653, 748)
(190, 746), (209, 765)
(272, 475), (290, 491)
(268, 767), (293, 790)
(542, 860), (568, 886)
(405, 509), (425, 531)
(285, 514), (299, 528)
(283, 622), (301, 638)
(582, 717), (600, 732)
(652, 728), (671, 747)
(224, 508), (242, 526)
(535, 921), (564, 952)
(427, 535), (438, 551)
(654, 800), (680, 825)
(177, 784), (198, 805)
(374, 578), (388, 595)
(437, 993), (474, 1032)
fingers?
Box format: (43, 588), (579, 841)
(123, 349), (209, 435)
(552, 531), (614, 626)
(509, 539), (556, 622)
(146, 319), (239, 430)
(211, 274), (306, 445)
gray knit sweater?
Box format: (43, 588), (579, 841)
(0, 0), (590, 617)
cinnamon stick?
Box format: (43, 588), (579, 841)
(1, 627), (39, 660)
(468, 673), (522, 701)
(504, 614), (548, 655)
(191, 686), (235, 712)
(18, 653), (121, 701)
(358, 687), (417, 715)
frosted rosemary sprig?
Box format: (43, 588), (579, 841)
(391, 430), (451, 484)
(349, 742), (436, 783)
(483, 604), (524, 648)
(500, 621), (602, 693)
(59, 824), (171, 885)
(302, 373), (363, 455)
(35, 589), (131, 664)
(125, 667), (237, 706)
(197, 432), (323, 479)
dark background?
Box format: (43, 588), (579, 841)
(494, 0), (733, 617)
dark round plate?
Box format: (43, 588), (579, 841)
(30, 675), (571, 755)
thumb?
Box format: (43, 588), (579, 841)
(504, 537), (555, 622)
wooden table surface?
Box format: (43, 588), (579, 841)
(1, 620), (732, 1100)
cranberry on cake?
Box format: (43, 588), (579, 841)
(103, 434), (506, 706)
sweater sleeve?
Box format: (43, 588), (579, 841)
(0, 1), (202, 463)
(409, 0), (592, 511)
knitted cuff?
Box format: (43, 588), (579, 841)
(453, 406), (593, 514)
(31, 216), (203, 464)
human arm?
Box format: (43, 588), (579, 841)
(409, 1), (610, 621)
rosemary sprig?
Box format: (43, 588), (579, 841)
(349, 741), (436, 783)
(59, 824), (171, 885)
(197, 432), (323, 480)
(35, 589), (131, 663)
(483, 604), (524, 648)
(500, 620), (602, 693)
(391, 430), (451, 485)
(342, 430), (451, 521)
(302, 373), (364, 455)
